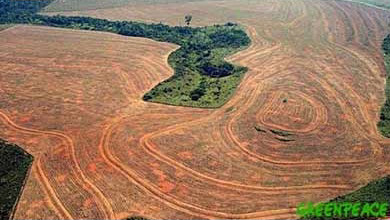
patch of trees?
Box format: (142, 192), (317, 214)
(378, 34), (390, 137)
(201, 62), (234, 77)
(0, 139), (33, 220)
(0, 0), (250, 107)
(0, 0), (51, 14)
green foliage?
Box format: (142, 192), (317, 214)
(378, 34), (390, 137)
(301, 175), (390, 220)
(269, 129), (292, 137)
(0, 0), (52, 23)
(0, 0), (250, 108)
(383, 35), (390, 54)
(334, 176), (390, 203)
(143, 24), (250, 107)
(275, 137), (294, 142)
(254, 126), (266, 132)
(184, 15), (192, 26)
(0, 139), (33, 220)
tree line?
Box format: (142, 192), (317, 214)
(378, 34), (390, 137)
(0, 0), (251, 107)
(0, 139), (33, 220)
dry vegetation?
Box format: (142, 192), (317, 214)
(1, 0), (390, 219)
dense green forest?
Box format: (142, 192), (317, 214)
(378, 34), (390, 137)
(301, 175), (390, 220)
(0, 139), (33, 220)
(0, 0), (250, 107)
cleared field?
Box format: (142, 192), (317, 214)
(43, 0), (224, 12)
(344, 0), (390, 9)
(43, 0), (135, 12)
(2, 0), (390, 219)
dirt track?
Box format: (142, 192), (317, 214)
(2, 0), (390, 219)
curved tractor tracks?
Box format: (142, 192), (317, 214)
(99, 115), (300, 219)
(98, 22), (375, 219)
(2, 0), (390, 219)
(0, 111), (115, 219)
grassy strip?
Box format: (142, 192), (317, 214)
(300, 175), (390, 220)
(0, 139), (33, 220)
(254, 126), (267, 133)
(269, 128), (292, 137)
(274, 137), (294, 142)
(0, 0), (250, 108)
(378, 34), (390, 137)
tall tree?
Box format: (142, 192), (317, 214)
(185, 15), (192, 26)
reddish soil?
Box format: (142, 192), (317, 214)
(2, 0), (390, 219)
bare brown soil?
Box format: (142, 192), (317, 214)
(2, 0), (390, 219)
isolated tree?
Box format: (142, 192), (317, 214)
(185, 15), (192, 26)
